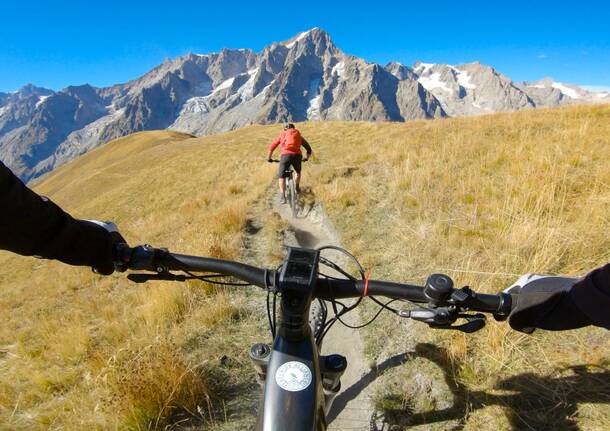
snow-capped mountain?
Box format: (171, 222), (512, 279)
(517, 77), (610, 107)
(411, 61), (610, 117)
(1, 28), (608, 181)
(412, 61), (534, 116)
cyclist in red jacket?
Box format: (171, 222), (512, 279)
(268, 123), (313, 203)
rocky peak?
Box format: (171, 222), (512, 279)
(63, 84), (102, 101)
(15, 84), (54, 99)
(385, 62), (417, 81)
(281, 28), (339, 58)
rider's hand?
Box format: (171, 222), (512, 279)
(84, 220), (128, 275)
(505, 274), (590, 333)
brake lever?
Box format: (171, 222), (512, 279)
(127, 272), (188, 283)
(398, 308), (454, 325)
(432, 314), (487, 333)
(398, 308), (487, 333)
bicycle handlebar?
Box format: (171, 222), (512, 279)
(118, 244), (512, 317)
(269, 158), (308, 163)
(120, 244), (271, 287)
(313, 278), (509, 314)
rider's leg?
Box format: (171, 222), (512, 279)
(277, 156), (288, 200)
(294, 154), (303, 192)
(278, 178), (286, 203)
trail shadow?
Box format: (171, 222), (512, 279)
(293, 228), (319, 248)
(294, 187), (316, 219)
(327, 352), (410, 424)
(295, 200), (315, 219)
(244, 218), (262, 235)
(377, 343), (610, 430)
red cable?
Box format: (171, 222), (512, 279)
(363, 267), (373, 297)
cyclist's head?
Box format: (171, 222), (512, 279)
(283, 123), (295, 130)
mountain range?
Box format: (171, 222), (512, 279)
(1, 28), (609, 181)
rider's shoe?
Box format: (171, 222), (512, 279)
(296, 185), (301, 193)
(280, 195), (287, 204)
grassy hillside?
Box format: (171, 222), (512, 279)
(1, 105), (609, 430)
(0, 129), (284, 429)
(298, 106), (610, 430)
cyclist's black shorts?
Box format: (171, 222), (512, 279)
(278, 154), (302, 178)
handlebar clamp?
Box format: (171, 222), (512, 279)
(118, 244), (170, 272)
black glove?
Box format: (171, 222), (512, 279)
(84, 220), (127, 275)
(505, 274), (591, 333)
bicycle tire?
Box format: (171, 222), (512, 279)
(285, 178), (291, 208)
(309, 300), (325, 340)
(289, 173), (298, 217)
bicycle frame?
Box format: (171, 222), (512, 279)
(254, 321), (324, 430)
(249, 248), (345, 431)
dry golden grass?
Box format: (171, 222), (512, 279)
(0, 128), (278, 429)
(1, 104), (609, 430)
(297, 105), (610, 430)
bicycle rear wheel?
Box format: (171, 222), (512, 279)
(289, 174), (298, 217)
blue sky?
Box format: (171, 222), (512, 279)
(1, 0), (609, 92)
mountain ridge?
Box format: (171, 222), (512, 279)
(1, 28), (609, 181)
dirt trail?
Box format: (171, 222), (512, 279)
(273, 194), (376, 431)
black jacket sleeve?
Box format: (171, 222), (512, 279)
(0, 161), (116, 273)
(570, 263), (610, 329)
(301, 138), (312, 155)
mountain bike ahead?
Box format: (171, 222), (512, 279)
(271, 158), (307, 217)
(118, 244), (514, 431)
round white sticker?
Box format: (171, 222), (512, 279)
(275, 361), (313, 392)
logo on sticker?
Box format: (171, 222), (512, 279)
(275, 361), (312, 392)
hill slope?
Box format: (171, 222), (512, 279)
(1, 104), (609, 430)
(301, 106), (610, 430)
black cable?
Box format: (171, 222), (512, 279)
(266, 290), (275, 338)
(319, 257), (357, 281)
(181, 269), (252, 286)
(166, 254), (251, 286)
(315, 246), (366, 340)
(264, 269), (277, 338)
(369, 296), (401, 314)
(272, 291), (278, 338)
(162, 253), (252, 287)
(316, 245), (405, 336)
(338, 299), (399, 329)
(317, 272), (351, 281)
(317, 245), (366, 277)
